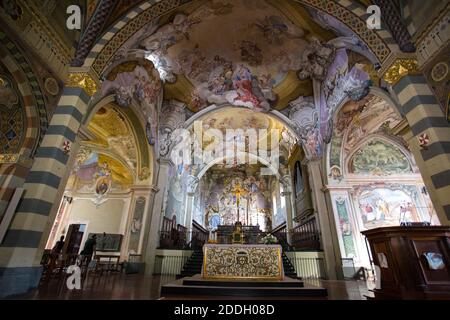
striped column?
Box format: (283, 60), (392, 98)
(0, 68), (98, 298)
(385, 58), (450, 225)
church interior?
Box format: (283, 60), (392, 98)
(0, 0), (449, 301)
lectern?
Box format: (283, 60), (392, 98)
(362, 226), (450, 299)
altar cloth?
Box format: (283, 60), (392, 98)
(202, 244), (284, 280)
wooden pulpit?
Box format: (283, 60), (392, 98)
(362, 226), (450, 299)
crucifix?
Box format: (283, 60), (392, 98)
(231, 182), (248, 224)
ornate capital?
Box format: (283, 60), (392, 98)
(382, 57), (420, 85)
(65, 67), (100, 97)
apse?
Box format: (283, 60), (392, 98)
(196, 163), (280, 232)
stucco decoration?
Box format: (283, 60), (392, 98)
(137, 0), (317, 111)
(101, 61), (162, 145)
(288, 96), (321, 159)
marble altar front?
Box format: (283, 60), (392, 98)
(202, 244), (284, 280)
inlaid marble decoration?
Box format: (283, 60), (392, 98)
(202, 244), (283, 280)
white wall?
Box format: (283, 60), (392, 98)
(65, 198), (130, 253)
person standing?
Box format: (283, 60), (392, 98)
(79, 234), (97, 267)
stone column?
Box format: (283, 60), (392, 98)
(382, 56), (450, 225)
(307, 160), (343, 280)
(142, 159), (172, 275)
(0, 68), (98, 298)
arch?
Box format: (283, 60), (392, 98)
(185, 104), (299, 134)
(196, 151), (281, 180)
(326, 86), (408, 184)
(81, 94), (155, 185)
(83, 0), (397, 77)
(344, 134), (415, 176)
(0, 38), (45, 159)
(332, 85), (403, 127)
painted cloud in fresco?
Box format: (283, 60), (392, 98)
(138, 0), (311, 111)
(101, 62), (162, 145)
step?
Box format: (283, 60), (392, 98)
(182, 277), (304, 288)
(161, 278), (327, 298)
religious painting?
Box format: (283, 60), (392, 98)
(350, 140), (412, 175)
(202, 164), (273, 231)
(90, 233), (123, 252)
(356, 186), (424, 229)
(95, 176), (110, 196)
(71, 150), (133, 197)
(101, 61), (161, 145)
(138, 0), (312, 111)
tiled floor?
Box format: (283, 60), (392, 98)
(10, 274), (375, 300)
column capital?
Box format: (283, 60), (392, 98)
(379, 53), (420, 86)
(157, 157), (174, 167)
(65, 66), (101, 97)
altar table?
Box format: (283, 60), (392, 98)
(202, 244), (284, 280)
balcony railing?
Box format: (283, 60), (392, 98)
(159, 218), (209, 249)
(291, 216), (321, 250)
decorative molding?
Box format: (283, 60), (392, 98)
(71, 0), (116, 67)
(65, 71), (99, 97)
(415, 7), (450, 67)
(0, 0), (73, 78)
(382, 57), (420, 85)
(138, 166), (151, 181)
(373, 0), (415, 52)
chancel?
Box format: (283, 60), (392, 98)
(0, 0), (449, 301)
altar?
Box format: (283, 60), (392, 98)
(202, 244), (284, 280)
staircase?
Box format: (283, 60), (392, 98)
(178, 248), (298, 279)
(282, 252), (298, 278)
(178, 249), (203, 278)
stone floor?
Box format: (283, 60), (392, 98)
(9, 274), (376, 300)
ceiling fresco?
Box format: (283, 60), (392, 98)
(141, 0), (305, 110)
(192, 107), (286, 151)
(95, 0), (382, 163)
(128, 0), (337, 111)
(101, 60), (161, 145)
(328, 94), (406, 179)
(65, 103), (150, 196)
(68, 149), (134, 193)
